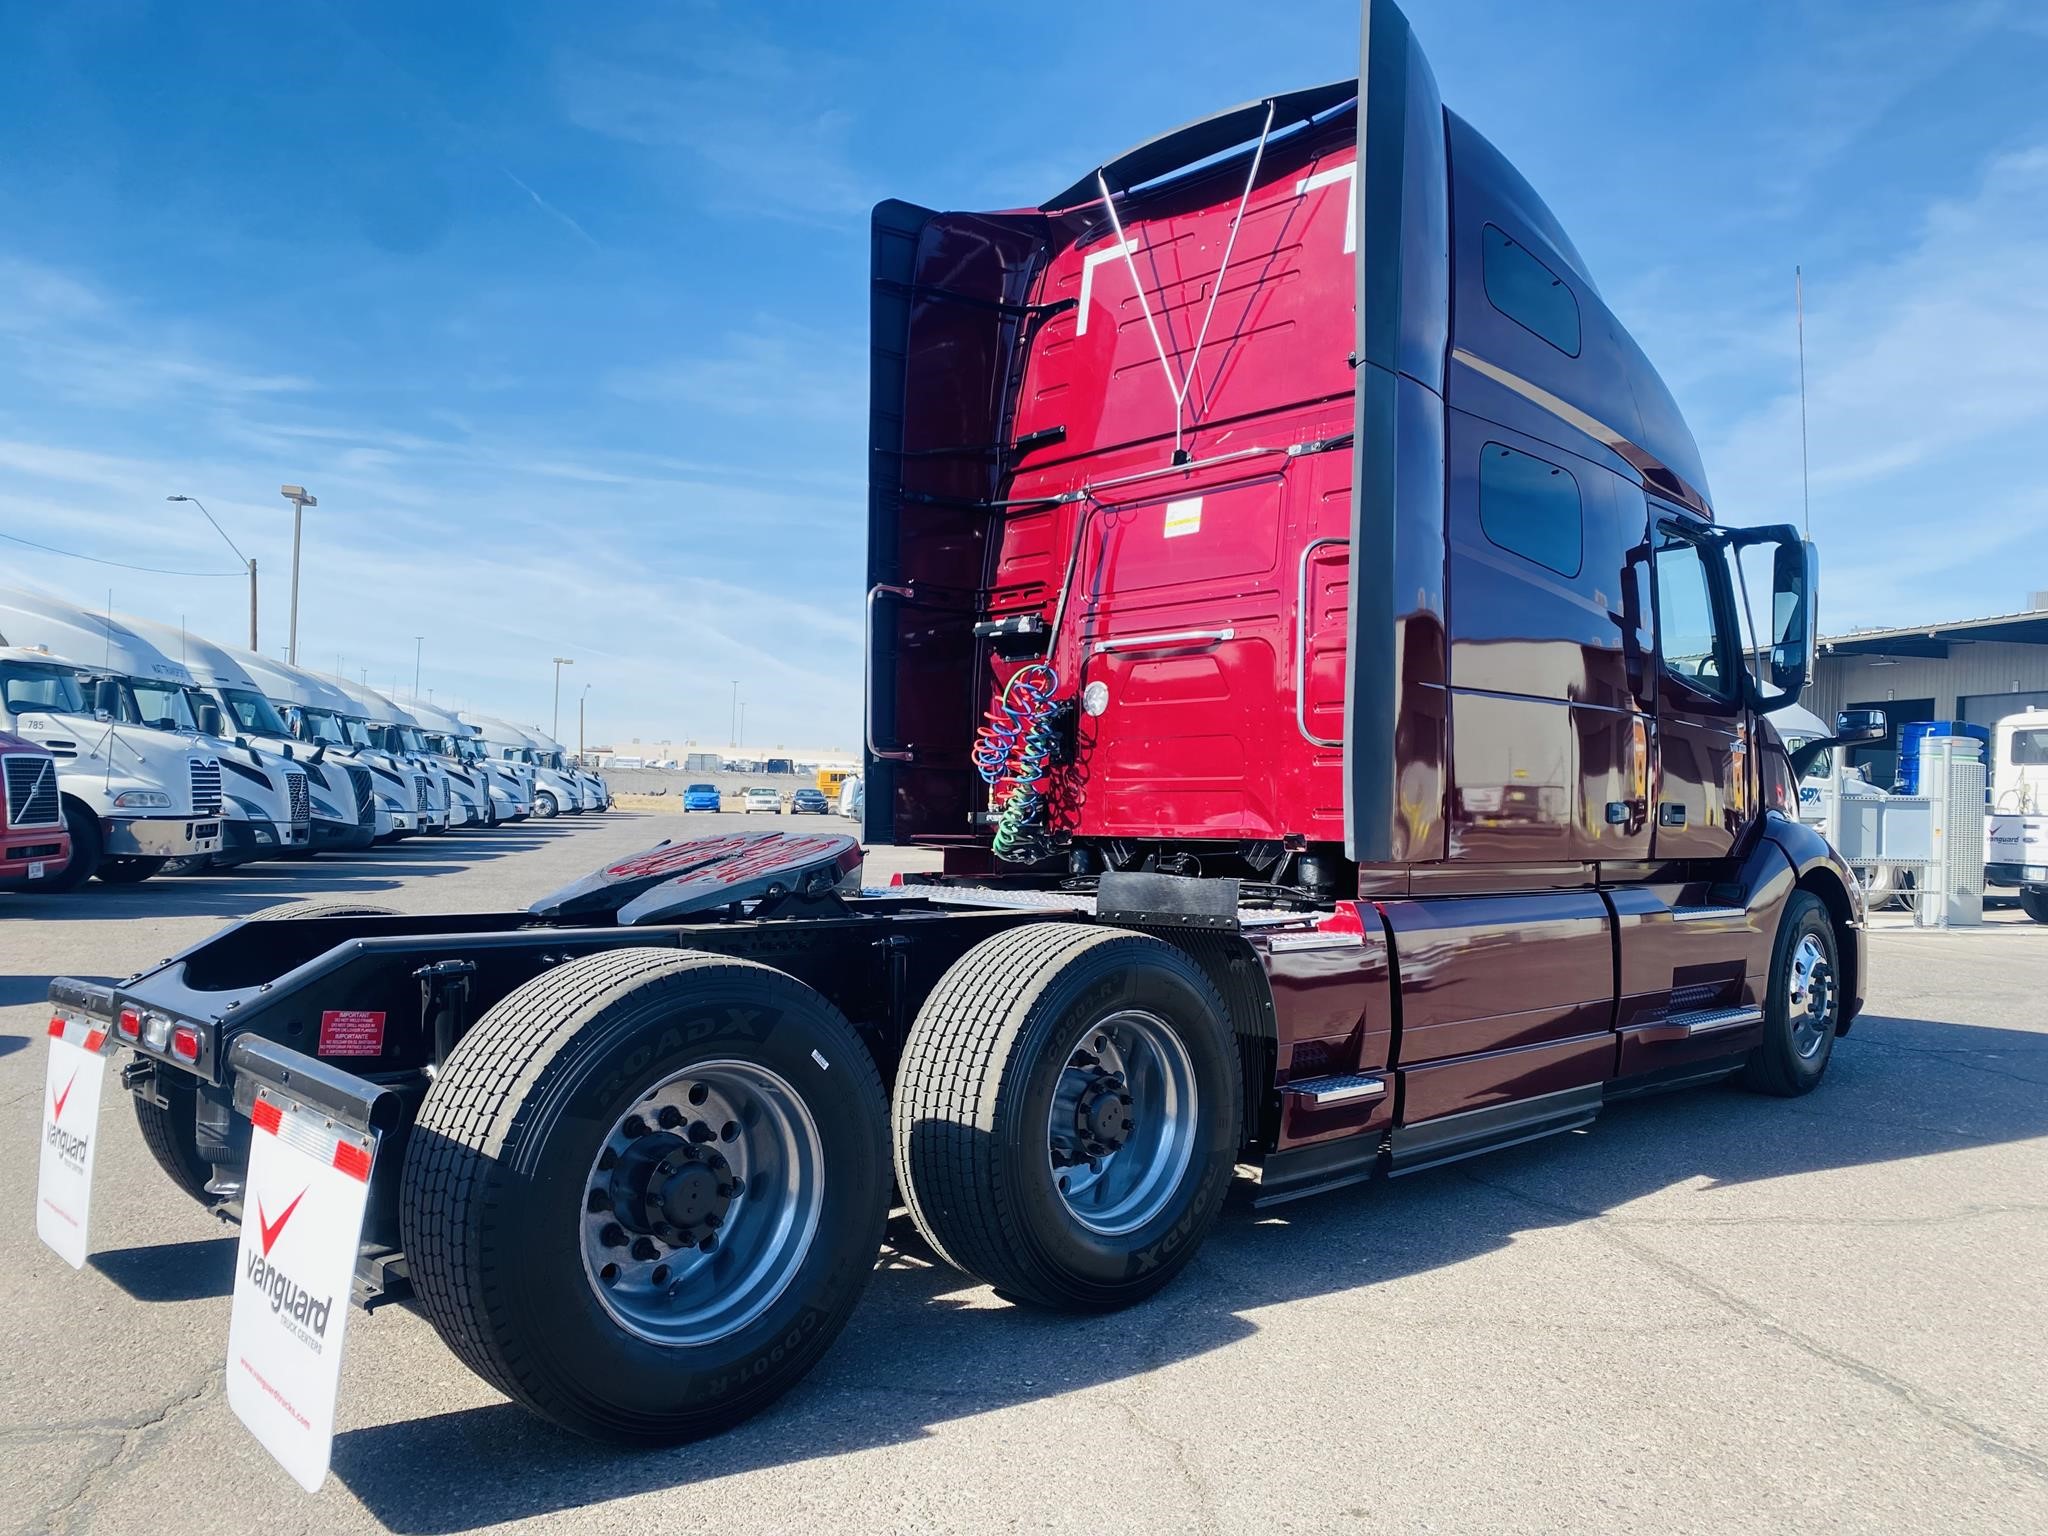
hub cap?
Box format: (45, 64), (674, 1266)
(580, 1059), (823, 1345)
(1787, 932), (1837, 1059)
(1046, 1009), (1197, 1236)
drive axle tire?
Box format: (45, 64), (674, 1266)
(400, 948), (888, 1444)
(2021, 888), (2048, 925)
(248, 899), (399, 921)
(893, 923), (1242, 1311)
(1743, 891), (1840, 1097)
(133, 1075), (213, 1205)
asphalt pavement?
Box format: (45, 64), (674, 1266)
(3, 812), (2044, 1535)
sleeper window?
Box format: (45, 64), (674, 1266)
(1479, 443), (1582, 579)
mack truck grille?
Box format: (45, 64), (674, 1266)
(4, 755), (60, 828)
(348, 765), (374, 822)
(189, 759), (223, 816)
(286, 770), (311, 826)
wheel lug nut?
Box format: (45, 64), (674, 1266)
(600, 1222), (626, 1248)
(688, 1121), (715, 1144)
(586, 1188), (611, 1212)
(622, 1114), (648, 1139)
(631, 1237), (659, 1261)
(657, 1105), (683, 1129)
(699, 1235), (719, 1253)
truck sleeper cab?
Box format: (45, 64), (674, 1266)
(321, 674), (463, 833)
(47, 0), (1867, 1467)
(410, 698), (502, 827)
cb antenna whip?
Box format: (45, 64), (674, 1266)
(1796, 264), (1811, 539)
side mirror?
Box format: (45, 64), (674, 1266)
(1768, 538), (1818, 694)
(1836, 707), (1887, 742)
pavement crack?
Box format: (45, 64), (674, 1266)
(1467, 1170), (2048, 1482)
(23, 1367), (223, 1534)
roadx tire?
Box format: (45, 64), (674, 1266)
(400, 947), (888, 1444)
(894, 922), (1241, 1311)
(1743, 891), (1840, 1097)
(247, 900), (399, 921)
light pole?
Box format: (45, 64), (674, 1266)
(738, 699), (747, 746)
(279, 485), (318, 665)
(167, 495), (256, 649)
(730, 680), (739, 745)
(552, 656), (574, 738)
(413, 636), (424, 700)
(579, 683), (591, 766)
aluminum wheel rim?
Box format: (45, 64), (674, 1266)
(580, 1059), (824, 1346)
(1787, 932), (1837, 1059)
(1046, 1008), (1198, 1237)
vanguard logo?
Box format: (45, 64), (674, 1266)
(244, 1188), (333, 1340)
(45, 1072), (88, 1169)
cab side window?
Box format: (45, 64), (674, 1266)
(1653, 534), (1731, 700)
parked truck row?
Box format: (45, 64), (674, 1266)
(0, 583), (612, 892)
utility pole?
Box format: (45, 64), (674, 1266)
(167, 495), (257, 649)
(552, 656), (574, 738)
(730, 680), (739, 745)
(738, 699), (747, 746)
(579, 683), (591, 766)
(279, 485), (318, 665)
(413, 636), (424, 700)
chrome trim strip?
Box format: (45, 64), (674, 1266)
(1092, 627), (1235, 656)
(1670, 906), (1747, 923)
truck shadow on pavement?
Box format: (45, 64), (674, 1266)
(325, 1009), (2048, 1534)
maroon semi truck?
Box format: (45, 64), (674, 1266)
(44, 0), (1879, 1456)
(1, 729), (69, 891)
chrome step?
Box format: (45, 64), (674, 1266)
(1282, 1073), (1388, 1107)
(1669, 1004), (1764, 1036)
(1669, 905), (1746, 923)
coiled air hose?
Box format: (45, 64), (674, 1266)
(973, 662), (1064, 863)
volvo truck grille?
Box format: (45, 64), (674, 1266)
(4, 755), (60, 828)
(189, 759), (223, 815)
(414, 775), (430, 812)
(348, 765), (374, 821)
(286, 771), (311, 826)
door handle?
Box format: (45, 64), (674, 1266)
(1605, 801), (1633, 825)
(1091, 627), (1235, 656)
(1658, 803), (1688, 828)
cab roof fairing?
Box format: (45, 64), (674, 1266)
(0, 585), (197, 688)
(234, 649), (365, 716)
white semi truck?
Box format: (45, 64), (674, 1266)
(238, 651), (417, 841)
(467, 714), (582, 818)
(322, 675), (466, 834)
(0, 631), (224, 889)
(1988, 708), (2048, 922)
(532, 724), (610, 812)
(114, 613), (372, 857)
(409, 698), (524, 823)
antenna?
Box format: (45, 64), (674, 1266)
(1796, 265), (1811, 540)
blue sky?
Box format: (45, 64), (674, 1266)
(1, 0), (2043, 751)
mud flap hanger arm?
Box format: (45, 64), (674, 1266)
(229, 1035), (401, 1142)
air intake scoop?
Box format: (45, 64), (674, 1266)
(531, 831), (863, 925)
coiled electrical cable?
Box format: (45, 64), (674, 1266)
(974, 663), (1063, 863)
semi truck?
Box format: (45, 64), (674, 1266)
(1988, 707), (2048, 921)
(0, 728), (70, 890)
(321, 674), (467, 833)
(410, 697), (515, 825)
(41, 0), (1878, 1477)
(470, 714), (584, 817)
(112, 612), (363, 858)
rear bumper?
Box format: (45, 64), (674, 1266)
(103, 816), (223, 859)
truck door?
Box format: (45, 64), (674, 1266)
(1650, 523), (1747, 860)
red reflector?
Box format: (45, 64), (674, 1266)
(117, 1009), (143, 1040)
(48, 1016), (66, 1038)
(251, 1098), (283, 1135)
(331, 1141), (372, 1182)
(889, 871), (904, 887)
(169, 1024), (201, 1063)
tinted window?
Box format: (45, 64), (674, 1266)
(1479, 443), (1582, 577)
(2013, 729), (2048, 766)
(1482, 224), (1581, 356)
(1654, 535), (1729, 697)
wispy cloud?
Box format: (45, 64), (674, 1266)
(605, 319), (867, 426)
(503, 169), (601, 247)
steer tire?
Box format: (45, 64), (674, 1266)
(893, 922), (1242, 1312)
(247, 899), (399, 921)
(133, 1075), (214, 1204)
(1742, 892), (1840, 1097)
(535, 791), (559, 819)
(42, 802), (101, 892)
(399, 947), (888, 1444)
(94, 857), (165, 885)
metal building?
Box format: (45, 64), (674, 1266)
(1808, 601), (2048, 787)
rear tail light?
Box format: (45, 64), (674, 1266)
(117, 1008), (143, 1041)
(169, 1025), (201, 1063)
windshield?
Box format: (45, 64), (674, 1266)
(93, 674), (194, 732)
(298, 707), (349, 745)
(421, 732), (449, 755)
(0, 660), (87, 715)
(222, 687), (288, 737)
(397, 726), (428, 753)
(343, 716), (375, 749)
(182, 687), (227, 737)
(2012, 729), (2048, 767)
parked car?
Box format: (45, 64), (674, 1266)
(742, 786), (781, 814)
(789, 788), (829, 815)
(683, 783), (722, 812)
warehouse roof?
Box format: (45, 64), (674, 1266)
(1820, 607), (2048, 659)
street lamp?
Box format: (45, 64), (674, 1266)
(413, 635), (424, 700)
(166, 495), (256, 649)
(579, 682), (592, 766)
(730, 680), (739, 746)
(552, 656), (574, 738)
(279, 485), (318, 665)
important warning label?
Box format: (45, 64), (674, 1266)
(1163, 497), (1203, 538)
(317, 1011), (385, 1056)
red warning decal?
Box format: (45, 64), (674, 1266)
(317, 1010), (386, 1057)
